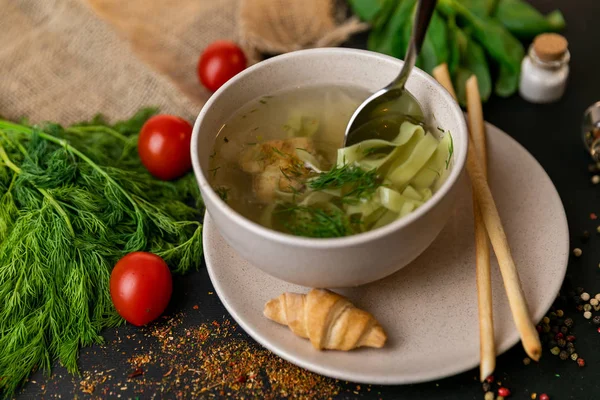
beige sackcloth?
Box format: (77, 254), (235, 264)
(0, 0), (367, 125)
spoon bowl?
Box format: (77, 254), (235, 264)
(344, 0), (438, 146)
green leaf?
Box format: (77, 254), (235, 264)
(452, 27), (492, 105)
(416, 10), (449, 74)
(347, 0), (387, 22)
(494, 0), (565, 40)
(368, 0), (417, 58)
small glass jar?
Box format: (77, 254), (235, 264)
(519, 33), (570, 104)
(582, 102), (600, 161)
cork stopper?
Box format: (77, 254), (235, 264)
(533, 33), (568, 62)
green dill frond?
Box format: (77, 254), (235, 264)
(275, 203), (358, 238)
(308, 164), (380, 204)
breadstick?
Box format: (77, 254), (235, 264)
(466, 75), (495, 381)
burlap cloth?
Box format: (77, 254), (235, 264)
(0, 0), (367, 125)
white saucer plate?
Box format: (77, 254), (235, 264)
(203, 122), (569, 385)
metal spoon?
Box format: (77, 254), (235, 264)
(344, 0), (438, 146)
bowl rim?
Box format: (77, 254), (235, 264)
(191, 47), (468, 249)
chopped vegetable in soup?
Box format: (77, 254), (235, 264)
(209, 85), (453, 238)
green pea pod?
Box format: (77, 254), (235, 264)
(438, 0), (524, 97)
(416, 10), (449, 74)
(369, 0), (417, 59)
(348, 0), (387, 22)
(494, 0), (566, 40)
(452, 27), (492, 105)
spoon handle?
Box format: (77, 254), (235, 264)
(387, 0), (438, 91)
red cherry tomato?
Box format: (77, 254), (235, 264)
(138, 115), (192, 180)
(197, 40), (247, 92)
(110, 252), (173, 326)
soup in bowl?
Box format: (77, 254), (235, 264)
(191, 48), (468, 288)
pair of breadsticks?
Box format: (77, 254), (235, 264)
(432, 63), (541, 381)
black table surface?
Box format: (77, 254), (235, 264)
(19, 0), (600, 399)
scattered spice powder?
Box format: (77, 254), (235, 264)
(71, 314), (341, 399)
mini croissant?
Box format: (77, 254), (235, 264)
(263, 288), (387, 351)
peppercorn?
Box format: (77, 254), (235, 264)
(539, 394), (549, 400)
(583, 304), (592, 312)
(551, 325), (560, 334)
(571, 353), (578, 361)
(566, 341), (574, 349)
(573, 248), (582, 257)
(593, 316), (600, 325)
(523, 357), (531, 365)
(548, 340), (558, 349)
(482, 382), (491, 392)
(550, 346), (560, 355)
(591, 299), (599, 306)
(498, 387), (511, 397)
(557, 339), (566, 348)
(559, 350), (569, 360)
(560, 326), (568, 335)
(568, 347), (575, 355)
(597, 327), (600, 333)
(484, 392), (494, 400)
(566, 335), (576, 342)
(584, 311), (592, 319)
(564, 318), (574, 327)
(554, 332), (564, 340)
(581, 230), (591, 242)
(555, 309), (564, 317)
(595, 293), (600, 301)
(576, 305), (584, 312)
(542, 316), (550, 324)
(577, 358), (586, 367)
(581, 292), (591, 301)
(542, 324), (551, 333)
(577, 287), (585, 294)
(497, 397), (505, 400)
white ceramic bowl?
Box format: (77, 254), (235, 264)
(191, 48), (468, 288)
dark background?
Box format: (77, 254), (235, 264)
(19, 0), (600, 398)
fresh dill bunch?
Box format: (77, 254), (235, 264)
(308, 164), (381, 204)
(0, 109), (204, 396)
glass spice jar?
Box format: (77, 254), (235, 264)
(519, 33), (570, 103)
(582, 102), (600, 161)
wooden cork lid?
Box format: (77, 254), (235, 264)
(533, 33), (568, 62)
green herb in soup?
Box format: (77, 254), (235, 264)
(209, 86), (453, 238)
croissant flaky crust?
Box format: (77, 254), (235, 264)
(263, 288), (387, 351)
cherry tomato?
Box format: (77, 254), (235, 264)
(110, 252), (172, 326)
(197, 40), (247, 92)
(138, 115), (192, 180)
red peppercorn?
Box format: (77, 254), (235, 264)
(566, 335), (576, 342)
(597, 327), (600, 333)
(539, 394), (550, 400)
(485, 375), (494, 383)
(554, 332), (564, 340)
(536, 325), (542, 333)
(498, 387), (511, 397)
(577, 358), (586, 367)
